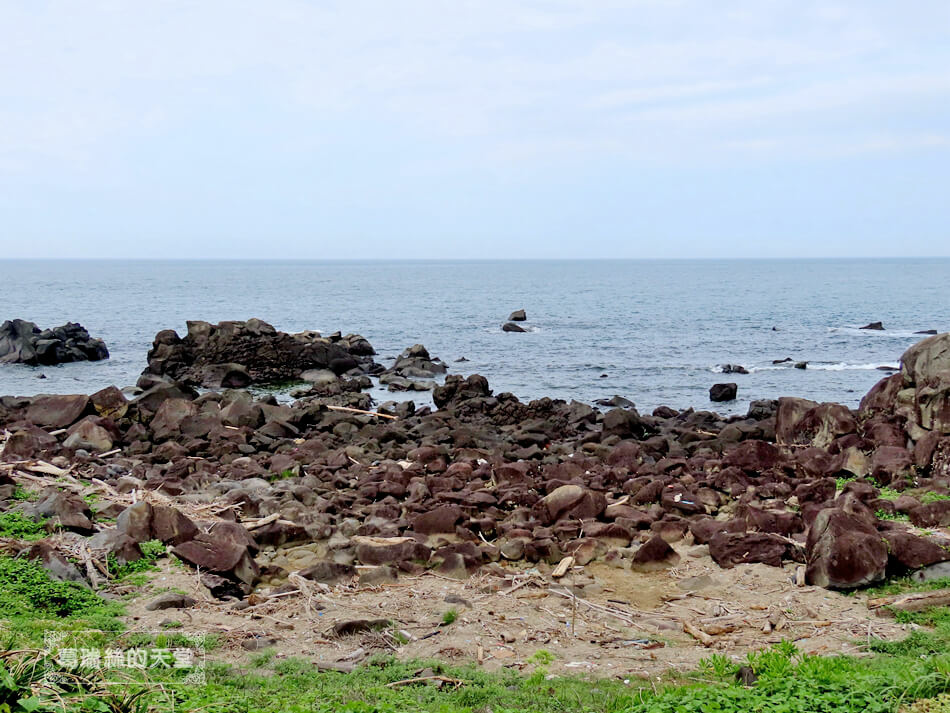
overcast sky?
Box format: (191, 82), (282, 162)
(2, 1), (949, 259)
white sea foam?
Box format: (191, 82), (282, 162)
(748, 362), (899, 372)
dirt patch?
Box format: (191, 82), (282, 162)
(122, 541), (912, 680)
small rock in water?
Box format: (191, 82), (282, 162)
(915, 329), (938, 335)
(595, 395), (635, 408)
(720, 364), (749, 374)
(502, 322), (526, 333)
(794, 361), (807, 369)
(454, 356), (469, 362)
(508, 309), (527, 321)
(709, 383), (738, 402)
(859, 321), (885, 330)
(772, 357), (792, 364)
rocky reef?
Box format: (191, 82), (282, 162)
(0, 319), (109, 365)
(141, 318), (378, 388)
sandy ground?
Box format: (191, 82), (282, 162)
(120, 541), (914, 681)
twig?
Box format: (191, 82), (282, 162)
(325, 405), (398, 420)
(386, 676), (464, 689)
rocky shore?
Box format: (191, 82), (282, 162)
(2, 321), (950, 637)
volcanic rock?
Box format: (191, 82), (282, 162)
(805, 508), (887, 589)
(0, 319), (108, 365)
(142, 319), (376, 387)
(509, 309), (527, 321)
(630, 535), (681, 571)
(709, 383), (737, 402)
(708, 532), (788, 568)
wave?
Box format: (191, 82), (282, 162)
(748, 362), (899, 372)
(828, 326), (940, 339)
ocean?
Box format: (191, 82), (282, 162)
(1, 258), (946, 416)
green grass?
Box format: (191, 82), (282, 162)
(876, 510), (909, 522)
(0, 557), (113, 620)
(920, 492), (950, 504)
(441, 609), (458, 626)
(0, 512), (49, 540)
(107, 540), (166, 582)
(877, 487), (902, 501)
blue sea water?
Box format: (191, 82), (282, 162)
(0, 259), (947, 416)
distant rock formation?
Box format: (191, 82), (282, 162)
(142, 318), (377, 388)
(0, 319), (109, 365)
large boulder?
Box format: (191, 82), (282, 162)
(383, 344), (447, 380)
(708, 532), (788, 568)
(172, 532), (259, 585)
(901, 332), (950, 388)
(63, 417), (114, 452)
(142, 319), (377, 387)
(533, 485), (606, 524)
(709, 383), (737, 402)
(776, 398), (856, 448)
(25, 394), (91, 429)
(805, 508), (888, 589)
(352, 536), (431, 566)
(0, 319), (108, 365)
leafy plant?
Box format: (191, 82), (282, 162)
(0, 557), (107, 618)
(0, 513), (48, 541)
(107, 540), (166, 581)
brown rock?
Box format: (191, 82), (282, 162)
(412, 505), (463, 535)
(172, 532), (260, 585)
(630, 535), (681, 571)
(708, 532), (788, 568)
(352, 536), (430, 566)
(909, 501), (950, 528)
(533, 484), (606, 524)
(805, 508), (887, 589)
(882, 531), (950, 571)
(25, 394), (90, 428)
(299, 561), (357, 584)
(63, 417), (114, 452)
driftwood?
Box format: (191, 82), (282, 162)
(551, 556), (575, 579)
(324, 405), (398, 420)
(868, 588), (950, 615)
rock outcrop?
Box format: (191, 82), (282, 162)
(142, 319), (378, 387)
(0, 319), (108, 365)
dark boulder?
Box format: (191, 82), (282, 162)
(508, 309), (527, 322)
(25, 394), (91, 429)
(708, 532), (788, 568)
(805, 508), (887, 589)
(720, 365), (749, 375)
(860, 322), (885, 330)
(533, 485), (606, 524)
(709, 383), (737, 402)
(142, 319), (377, 388)
(172, 532), (260, 585)
(630, 535), (681, 571)
(502, 322), (526, 333)
(0, 319), (108, 365)
(881, 531), (950, 571)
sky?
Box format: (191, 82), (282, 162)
(1, 1), (949, 259)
